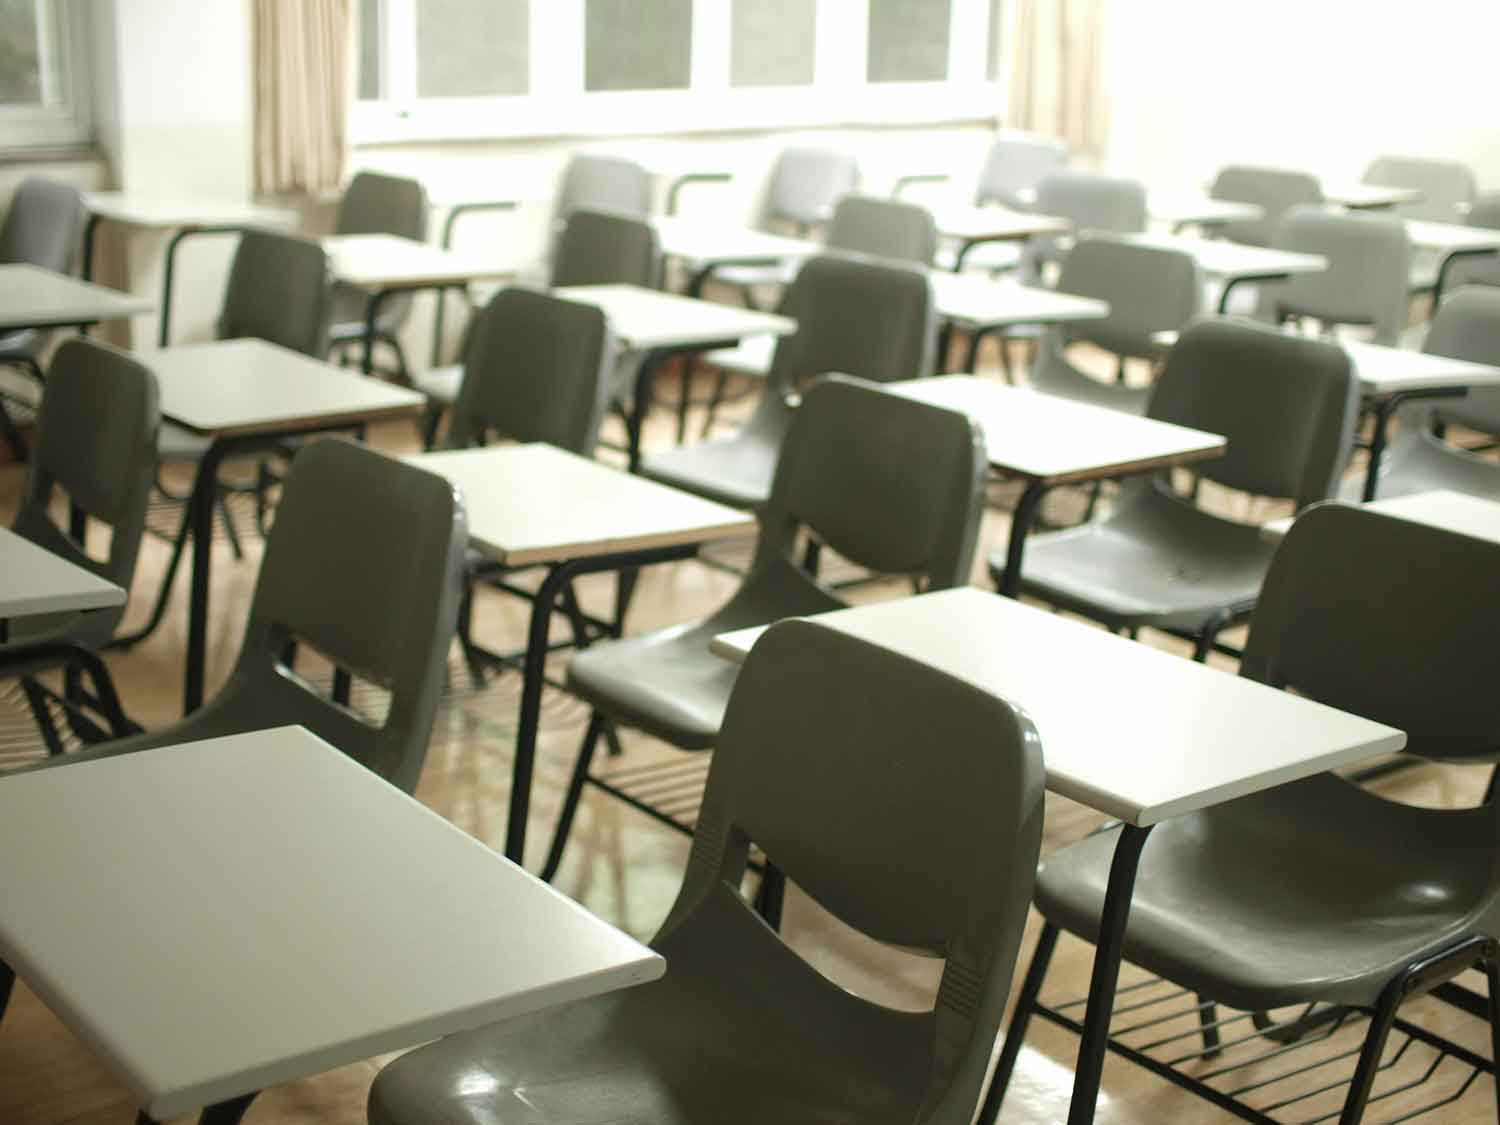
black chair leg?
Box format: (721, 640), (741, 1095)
(110, 505), (192, 650)
(700, 371), (729, 439)
(382, 332), (412, 385)
(1196, 993), (1222, 1057)
(540, 712), (608, 882)
(1191, 610), (1233, 663)
(216, 490), (244, 561)
(1486, 956), (1500, 1123)
(613, 568), (639, 637)
(0, 400), (27, 463)
(0, 959), (14, 1024)
(1338, 989), (1402, 1124)
(198, 1091), (259, 1124)
(455, 585), (486, 689)
(802, 538), (822, 578)
(20, 677), (66, 756)
(753, 861), (786, 930)
(979, 923), (1060, 1125)
(421, 403), (444, 450)
(1484, 765), (1499, 805)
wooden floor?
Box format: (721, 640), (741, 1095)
(0, 348), (1494, 1124)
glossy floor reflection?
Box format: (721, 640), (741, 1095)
(0, 350), (1494, 1124)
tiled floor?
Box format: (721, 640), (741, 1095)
(0, 350), (1494, 1123)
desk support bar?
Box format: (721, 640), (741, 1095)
(432, 200), (519, 366)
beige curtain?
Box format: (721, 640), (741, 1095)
(253, 0), (354, 195)
(1006, 0), (1111, 165)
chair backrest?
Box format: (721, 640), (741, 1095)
(769, 254), (936, 392)
(758, 146), (860, 231)
(0, 177), (86, 272)
(1147, 318), (1358, 509)
(660, 617), (1043, 1124)
(1258, 205), (1411, 345)
(826, 194), (937, 266)
(550, 208), (661, 289)
(1244, 504), (1500, 763)
(974, 133), (1068, 209)
(1444, 192), (1500, 290)
(1056, 236), (1202, 358)
(1424, 286), (1500, 435)
(1362, 155), (1476, 224)
(203, 440), (467, 793)
(1034, 171), (1147, 235)
(553, 153), (654, 223)
(217, 229), (334, 356)
(754, 375), (985, 590)
(336, 171), (429, 240)
(447, 287), (614, 455)
(12, 339), (158, 638)
(1210, 165), (1324, 247)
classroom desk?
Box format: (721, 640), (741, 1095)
(0, 263), (152, 333)
(1262, 489), (1500, 545)
(1341, 341), (1500, 500)
(1119, 232), (1328, 313)
(406, 444), (756, 867)
(323, 233), (514, 375)
(80, 193), (298, 347)
(1009, 187), (1265, 233)
(1403, 219), (1500, 304)
(931, 205), (1073, 271)
(651, 216), (820, 297)
(1324, 182), (1425, 210)
(928, 273), (1110, 372)
(0, 725), (664, 1124)
(885, 376), (1226, 595)
(710, 586), (1405, 1125)
(552, 283), (796, 467)
(146, 338), (423, 713)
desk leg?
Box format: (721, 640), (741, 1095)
(1216, 277), (1245, 315)
(997, 481), (1051, 599)
(1067, 823), (1153, 1125)
(362, 289), (392, 375)
(1361, 388), (1466, 502)
(506, 544), (699, 865)
(183, 441), (227, 715)
(625, 351), (657, 473)
(953, 238), (979, 272)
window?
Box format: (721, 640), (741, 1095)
(353, 0), (1005, 144)
(0, 0), (90, 149)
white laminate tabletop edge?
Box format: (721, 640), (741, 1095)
(0, 529), (126, 617)
(1263, 491), (1500, 546)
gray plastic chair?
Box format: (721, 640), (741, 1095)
(1351, 287), (1500, 500)
(553, 153), (654, 224)
(1255, 205), (1412, 346)
(413, 209), (659, 433)
(1442, 191), (1500, 290)
(5, 339), (158, 752)
(991, 503), (1500, 1125)
(33, 439), (468, 795)
(992, 318), (1359, 660)
(1210, 165), (1324, 248)
(1362, 154), (1476, 224)
(639, 254), (937, 509)
(0, 177), (87, 458)
(975, 133), (1069, 209)
(1019, 171), (1147, 286)
(326, 171), (429, 380)
(711, 146), (860, 300)
(1027, 236), (1202, 413)
(370, 616), (1043, 1125)
(545, 376), (986, 877)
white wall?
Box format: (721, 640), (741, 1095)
(1106, 1), (1500, 191)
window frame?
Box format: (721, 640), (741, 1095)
(0, 0), (93, 151)
(351, 0), (1005, 145)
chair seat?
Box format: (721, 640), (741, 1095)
(156, 420), (213, 462)
(367, 885), (935, 1125)
(995, 487), (1274, 631)
(328, 280), (411, 342)
(0, 328), (39, 362)
(1028, 369), (1151, 415)
(701, 334), (775, 379)
(1036, 773), (1491, 1012)
(411, 363), (464, 406)
(1342, 428), (1500, 502)
(567, 564), (840, 748)
(711, 261), (798, 293)
(638, 429), (780, 510)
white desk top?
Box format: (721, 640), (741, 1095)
(0, 528), (125, 618)
(887, 376), (1225, 483)
(553, 283), (796, 352)
(1150, 194), (1264, 229)
(144, 338), (423, 436)
(408, 443), (756, 567)
(1121, 232), (1328, 281)
(0, 264), (152, 331)
(1402, 219), (1500, 255)
(1263, 490), (1500, 544)
(324, 233), (514, 289)
(652, 216), (818, 270)
(82, 192), (298, 230)
(711, 588), (1404, 826)
(928, 273), (1109, 329)
(0, 726), (663, 1120)
(1343, 340), (1500, 395)
(934, 204), (1072, 243)
(1325, 183), (1425, 210)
